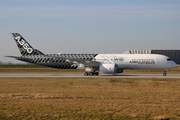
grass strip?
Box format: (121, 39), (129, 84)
(0, 77), (180, 119)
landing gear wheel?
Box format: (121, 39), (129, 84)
(84, 72), (99, 76)
(163, 69), (167, 76)
(163, 73), (167, 76)
(84, 72), (88, 76)
(94, 72), (99, 76)
(89, 72), (94, 76)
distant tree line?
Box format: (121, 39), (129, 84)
(0, 61), (13, 65)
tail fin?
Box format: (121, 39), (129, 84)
(12, 33), (41, 56)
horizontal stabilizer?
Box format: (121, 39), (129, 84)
(5, 56), (31, 60)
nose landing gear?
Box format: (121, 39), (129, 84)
(163, 69), (168, 76)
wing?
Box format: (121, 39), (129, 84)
(6, 55), (101, 68)
(45, 55), (100, 67)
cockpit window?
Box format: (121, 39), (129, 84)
(167, 58), (172, 61)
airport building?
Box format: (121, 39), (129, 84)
(126, 50), (180, 64)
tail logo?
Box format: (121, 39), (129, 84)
(15, 36), (33, 54)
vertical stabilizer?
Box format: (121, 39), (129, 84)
(12, 33), (40, 56)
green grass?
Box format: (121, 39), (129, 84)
(0, 64), (46, 68)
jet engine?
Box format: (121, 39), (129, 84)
(100, 64), (115, 74)
(100, 64), (124, 74)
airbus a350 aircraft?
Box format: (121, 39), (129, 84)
(7, 33), (177, 76)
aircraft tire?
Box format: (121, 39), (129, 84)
(89, 72), (94, 76)
(84, 72), (88, 76)
(163, 73), (167, 76)
(84, 72), (99, 76)
(94, 72), (99, 76)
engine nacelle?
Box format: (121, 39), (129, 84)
(100, 64), (124, 74)
(100, 64), (115, 74)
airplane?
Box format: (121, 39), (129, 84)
(6, 33), (177, 76)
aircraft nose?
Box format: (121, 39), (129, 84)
(173, 61), (178, 68)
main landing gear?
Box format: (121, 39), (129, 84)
(84, 72), (99, 76)
(163, 69), (168, 76)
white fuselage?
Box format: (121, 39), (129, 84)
(93, 54), (177, 69)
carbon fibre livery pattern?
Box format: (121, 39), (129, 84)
(11, 33), (98, 69)
(12, 33), (40, 56)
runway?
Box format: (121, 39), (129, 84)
(0, 74), (180, 78)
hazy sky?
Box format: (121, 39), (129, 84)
(0, 0), (180, 63)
